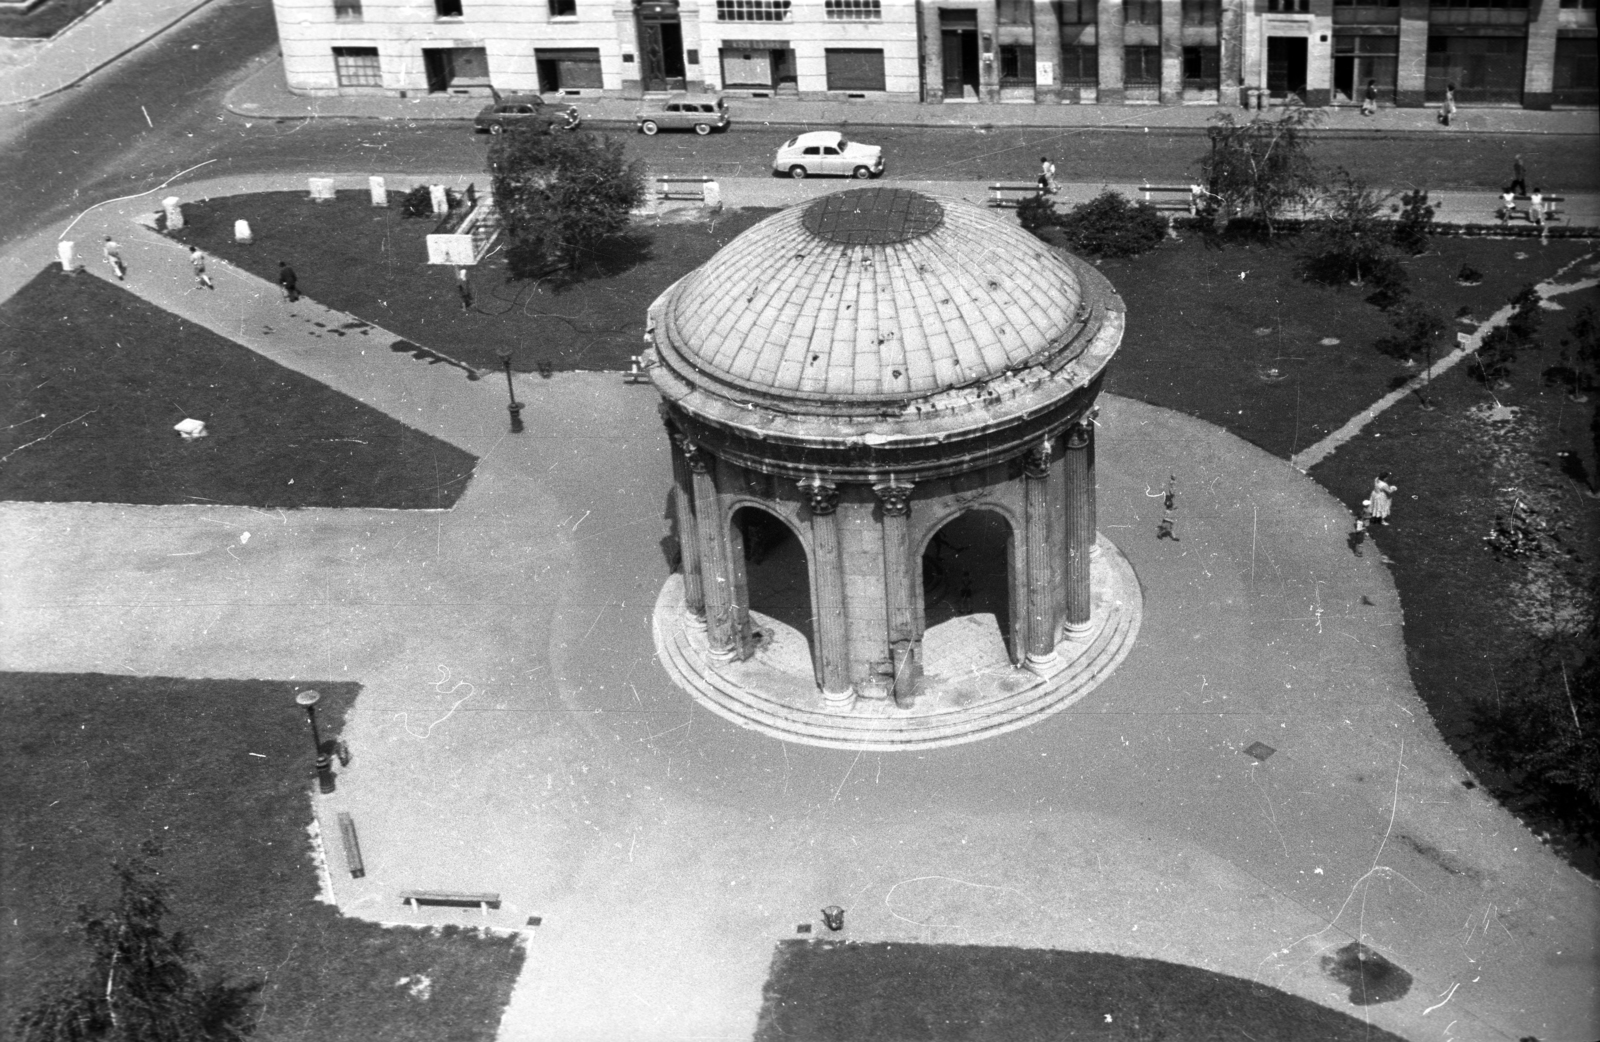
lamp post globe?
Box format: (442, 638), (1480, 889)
(296, 689), (336, 794)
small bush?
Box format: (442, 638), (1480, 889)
(1014, 194), (1057, 235)
(1055, 191), (1167, 259)
(400, 185), (459, 219)
(1391, 189), (1436, 256)
(1374, 302), (1446, 365)
(1456, 264), (1484, 285)
(1362, 257), (1411, 311)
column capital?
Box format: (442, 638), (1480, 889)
(1065, 420), (1092, 451)
(871, 479), (915, 516)
(1022, 439), (1052, 479)
(798, 474), (840, 516)
(680, 438), (712, 474)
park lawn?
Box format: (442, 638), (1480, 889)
(0, 0), (108, 39)
(0, 672), (525, 1042)
(754, 940), (1409, 1041)
(164, 191), (775, 374)
(0, 267), (477, 509)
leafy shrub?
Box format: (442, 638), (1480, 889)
(1362, 257), (1411, 311)
(1391, 188), (1435, 255)
(400, 185), (460, 219)
(1374, 302), (1446, 365)
(1456, 264), (1484, 285)
(1014, 193), (1057, 235)
(1197, 104), (1323, 236)
(1470, 326), (1518, 385)
(1054, 191), (1167, 259)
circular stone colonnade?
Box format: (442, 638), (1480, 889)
(648, 187), (1142, 750)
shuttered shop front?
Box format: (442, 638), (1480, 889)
(824, 48), (886, 90)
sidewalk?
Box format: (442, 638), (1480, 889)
(226, 53), (1600, 138)
(0, 0), (217, 105)
(2, 174), (1598, 1042)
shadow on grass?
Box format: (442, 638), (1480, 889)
(755, 940), (1410, 1041)
(0, 267), (477, 509)
(0, 673), (525, 1042)
(505, 231), (656, 289)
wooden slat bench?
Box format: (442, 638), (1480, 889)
(657, 176), (715, 203)
(400, 890), (501, 915)
(988, 183), (1045, 208)
(1138, 185), (1203, 214)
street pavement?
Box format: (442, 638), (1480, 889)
(2, 173), (1599, 1041)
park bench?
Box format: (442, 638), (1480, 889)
(623, 354), (651, 384)
(656, 176), (716, 203)
(1138, 185), (1204, 214)
(336, 811), (365, 879)
(988, 183), (1045, 208)
(400, 890), (501, 915)
(1498, 194), (1565, 225)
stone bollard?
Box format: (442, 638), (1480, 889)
(369, 175), (387, 208)
(308, 177), (336, 202)
(430, 184), (450, 216)
(234, 219), (253, 244)
(702, 180), (722, 211)
(162, 196), (184, 231)
(57, 240), (77, 273)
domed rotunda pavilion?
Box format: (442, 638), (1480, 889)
(648, 186), (1142, 750)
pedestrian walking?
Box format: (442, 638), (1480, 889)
(1439, 84), (1457, 126)
(1509, 154), (1527, 197)
(1360, 79), (1378, 116)
(277, 261), (299, 302)
(456, 267), (473, 312)
(1156, 475), (1179, 541)
(189, 246), (215, 290)
(1367, 471), (1397, 526)
(101, 236), (125, 281)
(1038, 156), (1057, 196)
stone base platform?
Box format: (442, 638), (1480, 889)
(652, 536), (1143, 751)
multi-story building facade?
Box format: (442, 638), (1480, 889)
(272, 0), (1596, 109)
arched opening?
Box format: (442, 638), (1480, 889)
(728, 505), (814, 650)
(921, 509), (1016, 663)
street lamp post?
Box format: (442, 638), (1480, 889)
(296, 689), (336, 794)
(498, 347), (525, 434)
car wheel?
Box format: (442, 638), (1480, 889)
(853, 165), (873, 179)
(488, 124), (504, 135)
(694, 123), (711, 136)
(788, 165), (808, 180)
(641, 120), (659, 135)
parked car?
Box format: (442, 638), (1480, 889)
(474, 94), (580, 134)
(637, 95), (730, 136)
(772, 131), (884, 180)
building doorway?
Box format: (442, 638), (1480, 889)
(1332, 33), (1397, 104)
(940, 10), (980, 100)
(729, 506), (814, 658)
(921, 509), (1016, 663)
(637, 0), (687, 92)
(1266, 36), (1308, 99)
(423, 47), (490, 94)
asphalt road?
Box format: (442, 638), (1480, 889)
(0, 0), (1595, 254)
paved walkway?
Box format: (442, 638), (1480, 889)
(0, 0), (218, 105)
(3, 177), (1599, 1042)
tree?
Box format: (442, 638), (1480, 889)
(487, 125), (646, 274)
(1299, 170), (1400, 288)
(13, 843), (260, 1042)
(1197, 102), (1323, 236)
(1390, 188), (1436, 256)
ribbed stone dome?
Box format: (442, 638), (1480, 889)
(653, 187), (1084, 402)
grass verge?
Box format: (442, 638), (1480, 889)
(0, 672), (525, 1042)
(0, 267), (477, 509)
(754, 940), (1409, 1041)
(164, 191), (775, 374)
(0, 0), (109, 40)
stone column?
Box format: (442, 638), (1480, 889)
(1160, 0), (1184, 105)
(1034, 7), (1061, 103)
(667, 429), (705, 625)
(873, 479), (919, 708)
(1023, 440), (1060, 671)
(800, 476), (854, 710)
(1063, 421), (1094, 634)
(1097, 0), (1126, 104)
(1394, 0), (1429, 107)
(1086, 407), (1099, 556)
(686, 442), (738, 660)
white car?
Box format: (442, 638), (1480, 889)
(772, 131), (885, 180)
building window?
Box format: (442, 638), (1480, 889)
(1426, 33), (1526, 102)
(333, 47), (382, 87)
(1061, 42), (1098, 82)
(1124, 0), (1161, 24)
(716, 0), (790, 20)
(998, 0), (1033, 24)
(549, 0), (576, 14)
(1060, 0), (1097, 23)
(1553, 36), (1597, 102)
(1267, 0), (1310, 11)
(1182, 0), (1218, 24)
(1124, 44), (1161, 83)
(1000, 43), (1036, 84)
(434, 0), (462, 15)
(824, 48), (886, 90)
(536, 48), (602, 90)
(1558, 0), (1597, 7)
(825, 0), (881, 18)
(333, 0), (361, 19)
(1182, 44), (1219, 86)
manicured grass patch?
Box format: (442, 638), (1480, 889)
(0, 672), (525, 1042)
(0, 0), (109, 39)
(0, 267), (476, 508)
(164, 191), (775, 374)
(1086, 231), (1594, 460)
(754, 940), (1408, 1041)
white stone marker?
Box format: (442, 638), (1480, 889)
(430, 184), (450, 216)
(234, 220), (253, 243)
(702, 180), (722, 210)
(162, 196), (184, 230)
(57, 240), (76, 272)
(369, 176), (387, 208)
(309, 177), (336, 202)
